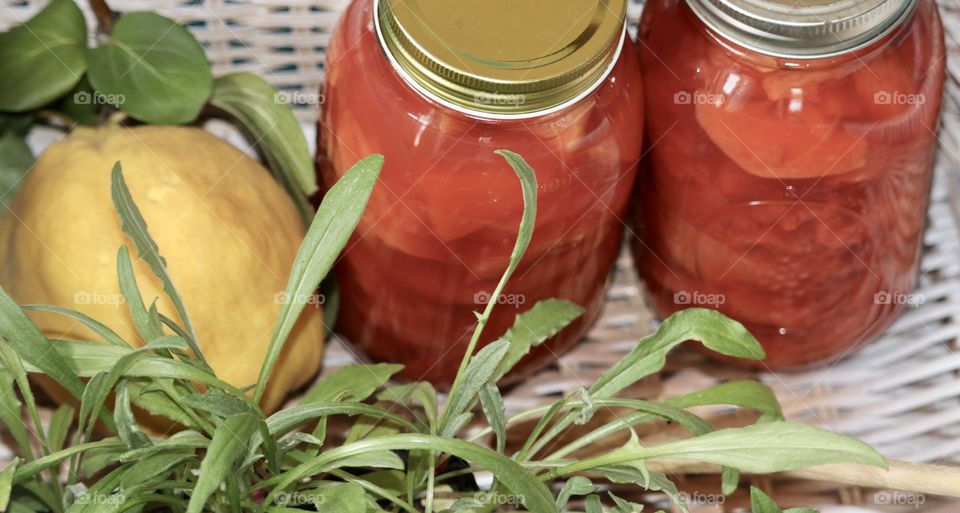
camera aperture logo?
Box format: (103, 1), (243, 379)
(673, 90), (725, 106)
(73, 290), (125, 307)
(73, 90), (125, 107)
(473, 290), (525, 308)
(274, 90), (325, 106)
(874, 491), (925, 508)
(874, 290), (924, 306)
(274, 291), (325, 306)
(874, 90), (925, 106)
(674, 290), (725, 307)
(474, 92), (526, 107)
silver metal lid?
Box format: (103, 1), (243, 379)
(685, 0), (917, 59)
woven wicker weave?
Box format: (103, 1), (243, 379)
(2, 0), (960, 511)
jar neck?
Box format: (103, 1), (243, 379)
(683, 0), (918, 63)
(683, 0), (919, 70)
(372, 0), (627, 121)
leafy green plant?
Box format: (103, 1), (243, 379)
(0, 0), (315, 222)
(0, 150), (887, 512)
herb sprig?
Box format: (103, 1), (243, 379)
(0, 151), (898, 513)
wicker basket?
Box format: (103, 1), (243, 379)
(2, 1), (960, 511)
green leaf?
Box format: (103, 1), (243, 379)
(0, 131), (33, 209)
(48, 404), (75, 452)
(118, 450), (194, 491)
(0, 284), (83, 399)
(209, 72), (318, 202)
(295, 483), (365, 513)
(750, 487), (782, 513)
(15, 438), (126, 484)
(114, 380), (151, 449)
(254, 154), (383, 404)
(441, 340), (509, 437)
(624, 422), (886, 474)
(24, 304), (129, 347)
(263, 434), (557, 513)
(584, 495), (603, 513)
(535, 308), (764, 455)
(110, 162), (204, 362)
(0, 458), (19, 511)
(187, 412), (259, 513)
(86, 12), (212, 124)
(303, 363), (402, 404)
(181, 392), (253, 418)
(377, 382), (438, 431)
(441, 150), (537, 429)
(555, 476), (596, 510)
(493, 299), (584, 382)
(126, 379), (203, 431)
(116, 245), (163, 342)
(0, 369), (32, 459)
(478, 382), (506, 453)
(325, 450), (405, 472)
(591, 308), (764, 399)
(665, 380), (784, 422)
(0, 0), (87, 111)
(75, 348), (153, 441)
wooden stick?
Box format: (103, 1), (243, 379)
(640, 459), (960, 498)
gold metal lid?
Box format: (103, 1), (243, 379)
(374, 0), (627, 117)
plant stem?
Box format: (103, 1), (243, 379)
(89, 0), (117, 35)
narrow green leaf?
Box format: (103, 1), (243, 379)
(591, 308), (764, 399)
(302, 363), (402, 404)
(750, 487), (783, 513)
(210, 72), (318, 200)
(493, 299), (584, 382)
(297, 483), (365, 513)
(585, 495), (603, 513)
(24, 304), (129, 347)
(114, 380), (151, 449)
(623, 422), (886, 474)
(441, 150), (536, 428)
(48, 404), (75, 452)
(181, 392), (253, 418)
(537, 308), (764, 454)
(377, 382), (438, 432)
(441, 340), (509, 437)
(478, 382), (506, 453)
(0, 458), (19, 511)
(15, 438), (126, 484)
(665, 380), (783, 422)
(262, 434), (557, 513)
(0, 370), (33, 459)
(0, 284), (83, 399)
(187, 413), (259, 513)
(555, 476), (596, 510)
(86, 12), (212, 124)
(254, 154), (383, 404)
(0, 0), (87, 111)
(110, 162), (204, 361)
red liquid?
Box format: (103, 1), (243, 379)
(633, 0), (946, 368)
(318, 0), (644, 386)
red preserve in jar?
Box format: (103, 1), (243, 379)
(634, 0), (946, 367)
(318, 0), (644, 385)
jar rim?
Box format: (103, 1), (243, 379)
(685, 0), (918, 59)
(374, 0), (627, 118)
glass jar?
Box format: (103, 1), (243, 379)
(634, 0), (946, 368)
(318, 0), (644, 386)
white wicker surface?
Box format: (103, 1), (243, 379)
(2, 0), (960, 511)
